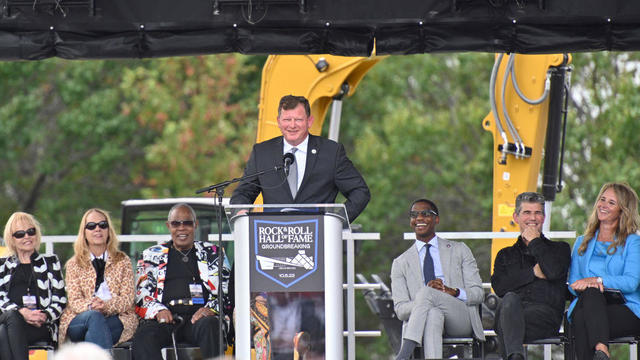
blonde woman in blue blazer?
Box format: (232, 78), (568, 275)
(568, 182), (640, 360)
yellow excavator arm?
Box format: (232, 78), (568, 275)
(482, 53), (571, 271)
(257, 54), (386, 142)
(256, 53), (571, 270)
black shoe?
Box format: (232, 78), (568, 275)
(508, 354), (525, 360)
(593, 350), (610, 360)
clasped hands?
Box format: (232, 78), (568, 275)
(18, 307), (47, 327)
(570, 277), (604, 292)
(89, 296), (107, 313)
(427, 279), (458, 297)
(156, 307), (216, 325)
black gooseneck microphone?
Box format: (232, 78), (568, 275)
(283, 152), (296, 176)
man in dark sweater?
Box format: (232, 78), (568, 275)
(491, 192), (571, 360)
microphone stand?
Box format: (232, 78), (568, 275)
(195, 164), (284, 355)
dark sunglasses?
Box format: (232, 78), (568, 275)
(85, 221), (109, 230)
(409, 210), (438, 218)
(169, 220), (195, 228)
(13, 227), (36, 239)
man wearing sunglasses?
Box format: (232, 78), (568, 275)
(391, 199), (484, 359)
(491, 192), (570, 360)
(131, 203), (231, 359)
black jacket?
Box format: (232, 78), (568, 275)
(491, 235), (571, 316)
(230, 134), (370, 222)
(0, 252), (67, 343)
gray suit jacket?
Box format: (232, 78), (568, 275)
(390, 236), (485, 340)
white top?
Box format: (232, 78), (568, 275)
(90, 251), (112, 301)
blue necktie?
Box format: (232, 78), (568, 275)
(423, 244), (435, 284)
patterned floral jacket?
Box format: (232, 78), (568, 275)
(0, 252), (67, 344)
(135, 240), (231, 320)
(58, 253), (138, 344)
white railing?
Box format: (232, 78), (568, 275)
(39, 232), (377, 255)
(40, 230), (575, 360)
(404, 230), (576, 240)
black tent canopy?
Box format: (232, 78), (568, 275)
(1, 0), (640, 59)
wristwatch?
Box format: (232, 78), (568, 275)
(454, 288), (460, 297)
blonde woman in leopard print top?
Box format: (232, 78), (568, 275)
(58, 208), (138, 349)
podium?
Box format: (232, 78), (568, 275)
(226, 204), (349, 360)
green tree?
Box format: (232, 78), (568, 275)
(344, 53), (494, 273)
(548, 52), (640, 359)
(3, 51), (640, 359)
(119, 55), (260, 198)
(0, 55), (261, 266)
(334, 53), (496, 358)
(550, 52), (640, 235)
(0, 59), (158, 238)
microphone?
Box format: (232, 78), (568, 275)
(283, 152), (295, 176)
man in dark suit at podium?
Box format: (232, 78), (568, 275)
(230, 94), (370, 222)
(231, 95), (369, 359)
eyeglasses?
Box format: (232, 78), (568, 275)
(409, 210), (438, 218)
(169, 220), (195, 228)
(85, 221), (109, 230)
(13, 228), (36, 239)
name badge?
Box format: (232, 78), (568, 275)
(189, 283), (204, 305)
(23, 295), (37, 310)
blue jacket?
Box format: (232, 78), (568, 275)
(568, 232), (640, 319)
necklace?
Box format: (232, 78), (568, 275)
(175, 246), (193, 263)
(598, 232), (615, 242)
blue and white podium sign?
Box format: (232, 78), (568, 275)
(227, 204), (347, 360)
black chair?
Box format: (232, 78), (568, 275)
(163, 345), (202, 360)
(28, 340), (55, 358)
(608, 336), (639, 360)
(564, 311), (640, 360)
(0, 323), (55, 358)
(564, 335), (640, 359)
(111, 340), (203, 360)
(443, 336), (484, 359)
(356, 274), (486, 359)
(523, 335), (568, 360)
(112, 341), (132, 360)
(516, 285), (574, 360)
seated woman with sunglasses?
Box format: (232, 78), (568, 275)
(0, 212), (67, 360)
(58, 208), (138, 349)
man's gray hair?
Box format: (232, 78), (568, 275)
(167, 203), (197, 222)
(515, 192), (545, 215)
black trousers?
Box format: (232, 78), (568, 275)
(131, 314), (224, 360)
(0, 310), (50, 360)
(571, 287), (640, 360)
(494, 292), (563, 359)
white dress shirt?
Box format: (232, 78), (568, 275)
(415, 236), (467, 301)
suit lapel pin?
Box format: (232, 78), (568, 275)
(311, 149), (317, 154)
